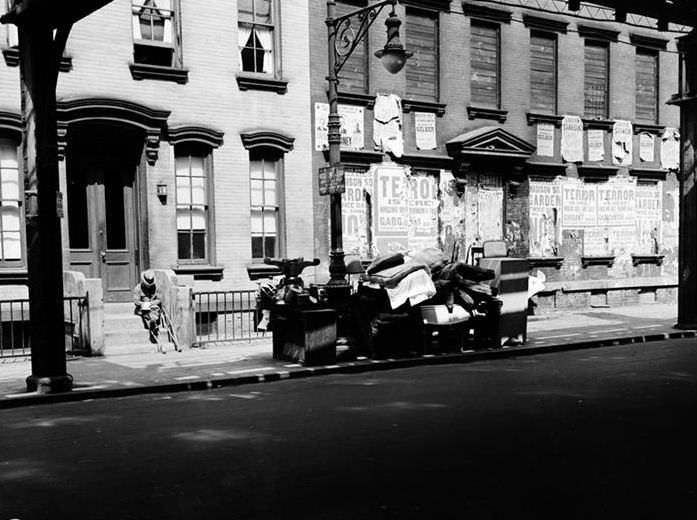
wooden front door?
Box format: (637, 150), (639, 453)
(68, 158), (138, 302)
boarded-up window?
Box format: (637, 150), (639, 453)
(406, 9), (438, 101)
(584, 40), (609, 118)
(470, 21), (499, 107)
(530, 31), (556, 113)
(636, 48), (659, 123)
(336, 1), (368, 94)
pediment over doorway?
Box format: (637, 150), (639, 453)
(445, 126), (535, 160)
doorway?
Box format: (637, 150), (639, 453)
(67, 126), (143, 302)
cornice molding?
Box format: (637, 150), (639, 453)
(0, 111), (22, 142)
(577, 24), (619, 42)
(523, 14), (568, 33)
(169, 126), (224, 149)
(240, 130), (295, 154)
(462, 2), (511, 23)
(629, 33), (668, 50)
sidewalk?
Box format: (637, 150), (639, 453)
(1, 302), (694, 408)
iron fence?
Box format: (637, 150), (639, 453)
(0, 294), (90, 359)
(192, 290), (265, 346)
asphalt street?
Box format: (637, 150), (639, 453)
(1, 339), (696, 520)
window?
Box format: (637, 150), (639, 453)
(131, 0), (181, 68)
(584, 40), (609, 119)
(0, 139), (22, 267)
(250, 154), (282, 260)
(636, 48), (659, 123)
(238, 0), (276, 75)
(335, 1), (368, 94)
(530, 31), (557, 114)
(175, 145), (211, 262)
(470, 21), (500, 107)
(406, 9), (439, 101)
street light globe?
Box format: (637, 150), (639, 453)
(375, 47), (410, 74)
(375, 10), (412, 75)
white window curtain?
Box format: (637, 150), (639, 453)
(255, 26), (274, 73)
(238, 25), (252, 70)
(132, 0), (173, 43)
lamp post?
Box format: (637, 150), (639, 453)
(325, 0), (411, 285)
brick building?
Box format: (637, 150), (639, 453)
(309, 0), (684, 310)
(0, 0), (315, 302)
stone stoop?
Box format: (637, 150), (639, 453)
(103, 302), (174, 356)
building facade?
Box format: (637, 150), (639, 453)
(0, 0), (315, 302)
(309, 0), (683, 310)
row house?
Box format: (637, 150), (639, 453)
(0, 0), (314, 302)
(309, 0), (683, 310)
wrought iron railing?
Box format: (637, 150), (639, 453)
(192, 290), (265, 346)
(0, 294), (90, 359)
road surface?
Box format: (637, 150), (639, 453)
(1, 339), (696, 519)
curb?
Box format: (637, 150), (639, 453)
(1, 329), (695, 410)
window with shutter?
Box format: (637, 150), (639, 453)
(636, 48), (659, 123)
(406, 9), (439, 102)
(584, 40), (609, 119)
(471, 21), (500, 108)
(335, 0), (369, 94)
(530, 31), (557, 114)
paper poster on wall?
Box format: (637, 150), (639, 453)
(583, 227), (611, 256)
(407, 173), (439, 251)
(314, 103), (365, 151)
(561, 178), (597, 227)
(414, 112), (437, 151)
(536, 123), (555, 157)
(373, 94), (404, 158)
(612, 120), (633, 166)
(639, 132), (655, 162)
(661, 128), (680, 170)
(635, 182), (662, 254)
(477, 187), (503, 241)
(529, 180), (562, 257)
(341, 167), (374, 257)
(587, 129), (605, 162)
(596, 176), (636, 227)
(561, 115), (584, 163)
(439, 170), (466, 259)
(374, 164), (409, 254)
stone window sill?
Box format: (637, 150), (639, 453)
(526, 112), (563, 126)
(236, 74), (288, 94)
(467, 106), (508, 123)
(402, 98), (446, 116)
(336, 91), (376, 108)
(246, 263), (281, 280)
(581, 256), (614, 268)
(632, 254), (664, 267)
(528, 257), (564, 269)
(173, 265), (224, 281)
(629, 167), (667, 182)
(130, 63), (189, 84)
(577, 164), (619, 180)
(3, 46), (72, 71)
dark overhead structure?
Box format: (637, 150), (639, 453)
(0, 0), (115, 393)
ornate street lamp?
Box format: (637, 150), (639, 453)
(325, 0), (411, 287)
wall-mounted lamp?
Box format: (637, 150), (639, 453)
(156, 183), (167, 203)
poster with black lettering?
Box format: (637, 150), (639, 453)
(597, 176), (636, 227)
(529, 180), (562, 257)
(374, 164), (410, 254)
(407, 173), (439, 251)
(561, 178), (597, 227)
(341, 167), (373, 256)
(635, 182), (662, 254)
